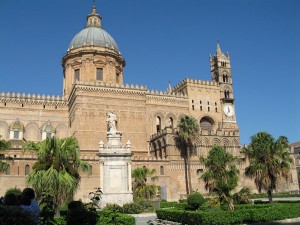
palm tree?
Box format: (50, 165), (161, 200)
(200, 146), (239, 211)
(0, 139), (12, 173)
(242, 132), (292, 203)
(23, 136), (88, 213)
(177, 115), (199, 195)
(131, 167), (159, 200)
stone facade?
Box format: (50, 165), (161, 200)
(0, 6), (298, 202)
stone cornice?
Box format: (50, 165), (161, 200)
(62, 47), (125, 67)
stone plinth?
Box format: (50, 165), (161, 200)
(97, 132), (133, 208)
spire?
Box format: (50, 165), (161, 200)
(167, 81), (172, 94)
(86, 6), (102, 28)
(216, 41), (222, 56)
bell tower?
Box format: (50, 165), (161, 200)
(210, 42), (236, 122)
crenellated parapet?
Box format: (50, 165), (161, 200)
(173, 78), (218, 92)
(0, 92), (68, 108)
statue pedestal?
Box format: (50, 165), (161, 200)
(97, 132), (133, 208)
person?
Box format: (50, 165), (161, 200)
(19, 188), (40, 225)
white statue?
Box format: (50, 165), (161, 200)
(106, 112), (117, 134)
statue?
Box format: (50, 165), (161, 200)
(106, 112), (117, 134)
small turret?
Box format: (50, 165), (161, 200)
(86, 6), (102, 28)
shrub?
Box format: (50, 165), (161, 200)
(135, 199), (154, 212)
(4, 187), (22, 197)
(66, 201), (99, 225)
(97, 210), (135, 225)
(103, 203), (123, 213)
(185, 192), (205, 210)
(0, 205), (36, 225)
(122, 202), (143, 214)
(156, 203), (300, 225)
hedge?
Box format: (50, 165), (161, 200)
(97, 210), (135, 225)
(156, 203), (300, 225)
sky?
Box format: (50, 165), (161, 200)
(0, 0), (299, 145)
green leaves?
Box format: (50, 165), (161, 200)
(132, 167), (159, 200)
(243, 132), (292, 203)
(200, 146), (239, 210)
(24, 136), (89, 210)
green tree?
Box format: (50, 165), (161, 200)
(177, 115), (199, 195)
(23, 136), (88, 213)
(0, 139), (12, 173)
(132, 167), (159, 200)
(242, 132), (292, 203)
(200, 146), (239, 211)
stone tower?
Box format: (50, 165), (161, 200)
(210, 42), (237, 123)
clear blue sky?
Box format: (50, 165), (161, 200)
(0, 0), (299, 145)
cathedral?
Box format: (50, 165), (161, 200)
(0, 6), (298, 202)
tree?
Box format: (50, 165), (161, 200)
(242, 132), (293, 203)
(0, 139), (12, 173)
(132, 167), (159, 200)
(200, 146), (239, 211)
(177, 115), (199, 195)
(23, 136), (88, 213)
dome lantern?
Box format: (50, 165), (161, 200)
(86, 6), (102, 28)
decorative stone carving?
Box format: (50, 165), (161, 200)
(106, 111), (117, 134)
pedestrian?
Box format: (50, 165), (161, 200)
(19, 188), (40, 225)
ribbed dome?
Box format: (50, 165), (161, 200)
(68, 27), (119, 52)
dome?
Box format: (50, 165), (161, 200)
(67, 6), (119, 53)
(68, 27), (119, 52)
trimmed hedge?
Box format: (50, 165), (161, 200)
(97, 210), (135, 225)
(250, 192), (300, 199)
(156, 203), (300, 225)
(160, 201), (187, 210)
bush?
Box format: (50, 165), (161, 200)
(4, 187), (22, 197)
(122, 202), (143, 214)
(103, 203), (123, 213)
(0, 205), (36, 225)
(185, 192), (205, 210)
(156, 202), (300, 225)
(135, 199), (154, 212)
(66, 201), (99, 225)
(97, 210), (135, 225)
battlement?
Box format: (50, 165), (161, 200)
(72, 80), (188, 98)
(173, 78), (218, 91)
(0, 92), (66, 102)
(74, 80), (148, 91)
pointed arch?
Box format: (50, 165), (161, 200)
(154, 112), (164, 133)
(0, 121), (9, 140)
(56, 123), (68, 138)
(9, 118), (24, 140)
(41, 121), (55, 140)
(212, 138), (221, 146)
(24, 122), (39, 141)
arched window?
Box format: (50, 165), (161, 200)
(160, 166), (164, 175)
(25, 164), (30, 175)
(200, 117), (213, 131)
(168, 117), (173, 128)
(224, 90), (230, 99)
(6, 165), (10, 175)
(42, 121), (55, 140)
(9, 119), (24, 140)
(156, 116), (161, 133)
